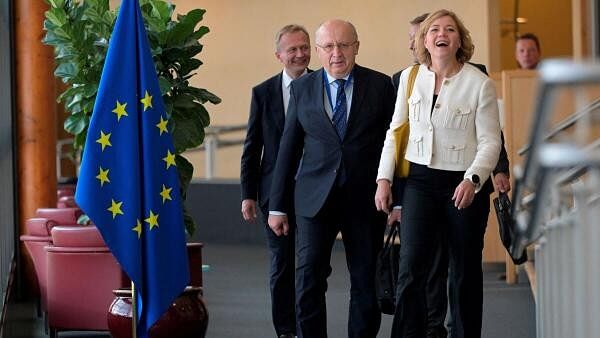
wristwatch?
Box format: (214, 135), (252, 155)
(465, 174), (480, 188)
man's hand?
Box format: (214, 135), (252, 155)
(494, 172), (511, 193)
(241, 199), (258, 223)
(388, 208), (402, 225)
(375, 179), (393, 214)
(452, 179), (476, 209)
(267, 214), (289, 236)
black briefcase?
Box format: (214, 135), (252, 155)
(493, 192), (528, 265)
(375, 222), (400, 315)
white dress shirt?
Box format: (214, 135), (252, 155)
(323, 71), (353, 120)
(282, 68), (308, 114)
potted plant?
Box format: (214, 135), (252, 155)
(42, 0), (221, 236)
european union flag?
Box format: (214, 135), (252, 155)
(75, 0), (189, 336)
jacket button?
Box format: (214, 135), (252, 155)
(434, 103), (440, 109)
(429, 126), (433, 131)
(444, 80), (450, 85)
(333, 169), (337, 173)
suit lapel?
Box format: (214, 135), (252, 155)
(346, 65), (367, 136)
(270, 72), (285, 133)
(313, 69), (338, 138)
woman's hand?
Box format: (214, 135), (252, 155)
(375, 179), (393, 214)
(452, 179), (476, 209)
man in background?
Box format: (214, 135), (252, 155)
(389, 13), (511, 338)
(240, 24), (311, 338)
(515, 33), (541, 69)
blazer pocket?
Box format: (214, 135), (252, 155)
(442, 143), (466, 165)
(444, 106), (472, 130)
(409, 134), (424, 157)
(408, 95), (422, 122)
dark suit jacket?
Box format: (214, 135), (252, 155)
(240, 71), (311, 210)
(390, 63), (510, 205)
(269, 65), (396, 217)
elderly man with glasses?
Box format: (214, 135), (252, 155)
(268, 19), (396, 338)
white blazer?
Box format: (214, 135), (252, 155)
(377, 63), (501, 192)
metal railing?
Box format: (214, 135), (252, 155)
(56, 124), (248, 181)
(186, 124), (246, 179)
(511, 59), (600, 338)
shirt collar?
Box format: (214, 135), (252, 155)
(324, 71), (352, 85)
(282, 68), (307, 88)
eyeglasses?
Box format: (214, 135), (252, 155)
(316, 41), (357, 53)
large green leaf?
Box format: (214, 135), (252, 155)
(167, 9), (206, 45)
(45, 8), (68, 27)
(47, 0), (65, 9)
(64, 111), (89, 135)
(182, 87), (221, 105)
(55, 62), (77, 81)
(191, 26), (210, 40)
(171, 105), (207, 153)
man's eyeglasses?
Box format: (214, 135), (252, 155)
(316, 41), (357, 53)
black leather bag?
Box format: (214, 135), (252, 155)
(493, 192), (528, 265)
(375, 222), (400, 315)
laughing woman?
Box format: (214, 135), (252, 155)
(374, 9), (501, 338)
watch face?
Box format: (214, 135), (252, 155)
(472, 174), (480, 184)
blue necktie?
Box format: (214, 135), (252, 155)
(332, 79), (347, 139)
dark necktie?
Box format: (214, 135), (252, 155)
(332, 79), (347, 139)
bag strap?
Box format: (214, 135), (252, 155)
(406, 64), (419, 104)
(401, 64), (419, 125)
(382, 222), (399, 250)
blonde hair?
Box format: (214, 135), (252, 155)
(415, 9), (474, 66)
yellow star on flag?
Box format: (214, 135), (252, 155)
(112, 100), (128, 121)
(160, 184), (172, 203)
(96, 166), (110, 186)
(156, 116), (169, 135)
(96, 131), (112, 151)
(145, 210), (159, 230)
(140, 90), (153, 111)
(132, 219), (142, 239)
(107, 199), (124, 219)
(163, 150), (176, 169)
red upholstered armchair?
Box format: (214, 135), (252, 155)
(56, 195), (78, 208)
(36, 207), (82, 224)
(21, 208), (82, 313)
(45, 226), (129, 338)
(20, 218), (59, 314)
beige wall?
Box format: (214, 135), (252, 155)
(159, 0), (492, 178)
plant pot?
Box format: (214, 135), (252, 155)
(107, 286), (208, 338)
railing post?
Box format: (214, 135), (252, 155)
(204, 133), (217, 180)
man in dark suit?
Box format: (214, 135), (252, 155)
(268, 19), (396, 338)
(389, 13), (511, 338)
(240, 24), (311, 338)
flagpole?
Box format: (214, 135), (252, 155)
(131, 281), (138, 338)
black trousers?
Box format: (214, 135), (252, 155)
(391, 164), (488, 338)
(425, 231), (449, 338)
(295, 187), (386, 338)
(261, 206), (296, 337)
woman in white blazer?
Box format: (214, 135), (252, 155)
(374, 9), (501, 338)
